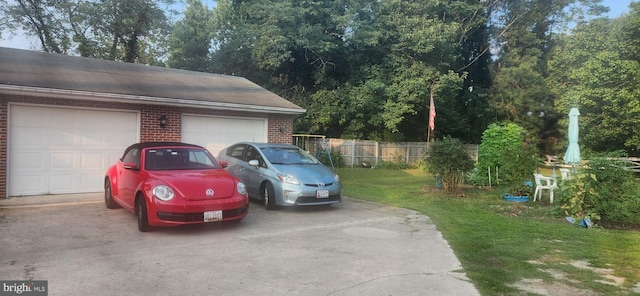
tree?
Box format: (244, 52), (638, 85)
(210, 0), (493, 142)
(0, 0), (171, 64)
(488, 0), (606, 154)
(548, 15), (640, 154)
(1, 0), (73, 53)
(167, 0), (214, 71)
(89, 0), (170, 63)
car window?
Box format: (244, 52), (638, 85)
(145, 148), (220, 170)
(122, 148), (140, 167)
(227, 145), (246, 160)
(245, 146), (266, 167)
(261, 147), (319, 165)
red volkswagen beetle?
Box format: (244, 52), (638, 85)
(104, 142), (249, 232)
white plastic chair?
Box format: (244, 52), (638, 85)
(533, 173), (558, 203)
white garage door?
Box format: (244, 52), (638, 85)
(182, 115), (267, 156)
(9, 105), (139, 196)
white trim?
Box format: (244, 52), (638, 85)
(0, 84), (306, 115)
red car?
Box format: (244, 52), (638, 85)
(104, 142), (249, 232)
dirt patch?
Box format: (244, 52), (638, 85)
(511, 278), (600, 296)
(511, 259), (637, 295)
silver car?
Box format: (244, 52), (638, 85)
(218, 143), (342, 209)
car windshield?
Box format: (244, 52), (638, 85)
(261, 147), (319, 165)
(145, 147), (220, 170)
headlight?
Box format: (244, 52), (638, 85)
(153, 185), (174, 201)
(277, 174), (300, 185)
(237, 182), (247, 195)
(334, 174), (340, 182)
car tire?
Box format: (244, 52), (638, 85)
(104, 179), (121, 209)
(136, 196), (152, 232)
(263, 183), (276, 210)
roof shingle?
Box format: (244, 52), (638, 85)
(0, 47), (304, 114)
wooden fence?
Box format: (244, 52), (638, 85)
(543, 155), (640, 172)
(293, 135), (479, 167)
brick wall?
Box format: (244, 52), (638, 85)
(0, 96), (296, 198)
(140, 105), (182, 142)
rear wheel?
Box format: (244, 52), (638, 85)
(136, 196), (152, 232)
(262, 183), (276, 210)
(104, 179), (120, 209)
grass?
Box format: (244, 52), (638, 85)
(337, 167), (640, 295)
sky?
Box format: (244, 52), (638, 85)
(0, 0), (636, 51)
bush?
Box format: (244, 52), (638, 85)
(559, 151), (640, 225)
(474, 123), (537, 188)
(374, 154), (415, 170)
(316, 150), (343, 168)
(425, 136), (475, 194)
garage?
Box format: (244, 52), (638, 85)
(0, 47), (305, 198)
(8, 104), (139, 196)
(181, 114), (267, 156)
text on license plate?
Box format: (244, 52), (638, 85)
(316, 190), (329, 198)
(204, 210), (223, 222)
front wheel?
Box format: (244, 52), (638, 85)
(262, 183), (276, 210)
(104, 179), (120, 209)
(136, 197), (152, 232)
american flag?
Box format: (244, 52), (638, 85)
(428, 94), (436, 131)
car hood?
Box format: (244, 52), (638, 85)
(149, 170), (237, 200)
(272, 164), (338, 185)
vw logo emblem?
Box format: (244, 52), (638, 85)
(318, 182), (325, 187)
(205, 188), (215, 196)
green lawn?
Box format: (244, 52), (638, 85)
(337, 167), (640, 295)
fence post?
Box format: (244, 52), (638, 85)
(375, 141), (379, 165)
(406, 142), (410, 163)
(351, 140), (356, 167)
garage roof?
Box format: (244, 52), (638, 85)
(0, 47), (305, 114)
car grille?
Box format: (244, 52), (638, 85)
(295, 194), (341, 205)
(157, 205), (248, 222)
(304, 182), (334, 187)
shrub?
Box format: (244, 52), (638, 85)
(425, 136), (475, 194)
(374, 154), (415, 170)
(474, 122), (537, 188)
(559, 151), (640, 225)
(316, 150), (343, 168)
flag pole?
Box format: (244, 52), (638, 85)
(427, 82), (436, 144)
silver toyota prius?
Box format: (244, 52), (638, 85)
(218, 143), (342, 209)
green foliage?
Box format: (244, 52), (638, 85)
(210, 0), (491, 142)
(509, 182), (533, 197)
(559, 171), (600, 221)
(374, 156), (414, 170)
(316, 150), (343, 168)
(425, 136), (475, 194)
(167, 0), (214, 72)
(559, 152), (640, 224)
(475, 123), (537, 187)
(548, 16), (640, 154)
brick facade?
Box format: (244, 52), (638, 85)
(0, 95), (295, 198)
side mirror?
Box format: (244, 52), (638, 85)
(248, 160), (260, 167)
(219, 160), (228, 168)
(123, 162), (139, 170)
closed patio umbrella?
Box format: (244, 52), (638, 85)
(563, 108), (581, 165)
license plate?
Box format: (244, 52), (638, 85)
(316, 190), (329, 198)
(204, 210), (223, 222)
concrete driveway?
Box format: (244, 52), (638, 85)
(0, 194), (479, 296)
